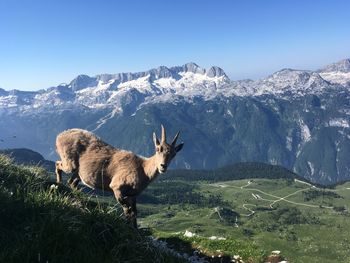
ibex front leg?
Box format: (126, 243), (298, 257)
(113, 189), (137, 228)
(55, 161), (63, 183)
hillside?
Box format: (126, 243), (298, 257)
(165, 162), (304, 182)
(0, 155), (184, 263)
(0, 148), (55, 171)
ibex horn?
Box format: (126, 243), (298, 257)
(161, 124), (166, 143)
(171, 131), (180, 146)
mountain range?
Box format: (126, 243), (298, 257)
(0, 59), (350, 185)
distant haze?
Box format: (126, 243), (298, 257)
(0, 0), (349, 91)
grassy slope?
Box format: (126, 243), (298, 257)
(0, 155), (184, 263)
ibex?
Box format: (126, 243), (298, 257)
(55, 125), (183, 227)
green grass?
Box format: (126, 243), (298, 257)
(152, 230), (266, 263)
(3, 153), (349, 263)
(138, 178), (350, 263)
(0, 155), (184, 263)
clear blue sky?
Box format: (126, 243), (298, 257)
(0, 0), (349, 91)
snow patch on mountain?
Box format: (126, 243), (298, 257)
(248, 69), (330, 96)
(92, 107), (122, 132)
(118, 75), (153, 93)
(319, 72), (350, 86)
(286, 136), (293, 151)
(329, 118), (350, 128)
(299, 120), (311, 143)
(226, 109), (233, 117)
(0, 95), (18, 108)
(318, 58), (350, 86)
(307, 161), (315, 176)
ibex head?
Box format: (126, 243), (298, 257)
(153, 125), (184, 174)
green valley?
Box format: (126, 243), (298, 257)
(136, 176), (350, 262)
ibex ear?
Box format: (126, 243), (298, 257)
(153, 132), (160, 146)
(175, 143), (184, 153)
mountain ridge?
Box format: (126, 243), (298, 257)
(2, 58), (349, 94)
(0, 59), (349, 112)
(1, 58), (350, 185)
(318, 58), (350, 73)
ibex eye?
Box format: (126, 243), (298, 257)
(159, 146), (163, 152)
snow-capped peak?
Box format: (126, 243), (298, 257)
(172, 63), (227, 78)
(29, 63), (230, 109)
(228, 68), (333, 97)
(175, 62), (206, 75)
(68, 63), (229, 91)
(0, 87), (8, 96)
(318, 58), (350, 73)
(317, 58), (350, 87)
(206, 66), (227, 78)
(0, 60), (349, 111)
(69, 75), (98, 91)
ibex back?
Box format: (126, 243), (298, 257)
(55, 125), (184, 228)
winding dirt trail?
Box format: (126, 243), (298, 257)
(211, 179), (335, 218)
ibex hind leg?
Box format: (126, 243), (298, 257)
(113, 189), (138, 228)
(67, 170), (80, 189)
(131, 198), (137, 228)
(55, 161), (63, 183)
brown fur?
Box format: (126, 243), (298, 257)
(55, 126), (183, 227)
